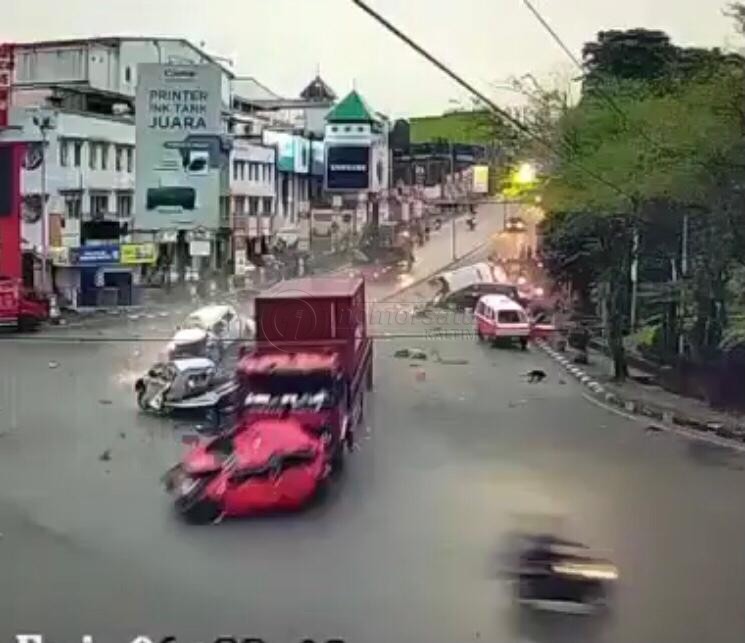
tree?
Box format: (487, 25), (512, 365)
(541, 43), (745, 377)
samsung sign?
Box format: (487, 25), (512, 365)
(325, 145), (370, 191)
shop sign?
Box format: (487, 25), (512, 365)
(189, 239), (211, 257)
(121, 243), (157, 265)
(73, 244), (121, 266)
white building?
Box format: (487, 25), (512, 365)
(230, 139), (275, 270)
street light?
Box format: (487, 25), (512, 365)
(32, 112), (55, 294)
(515, 162), (537, 185)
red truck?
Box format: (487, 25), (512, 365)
(0, 277), (48, 330)
(164, 277), (373, 522)
(239, 276), (373, 459)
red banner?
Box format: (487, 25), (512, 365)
(0, 142), (24, 279)
(0, 43), (14, 128)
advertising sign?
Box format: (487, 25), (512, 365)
(189, 239), (211, 257)
(121, 242), (157, 265)
(311, 141), (325, 177)
(135, 64), (226, 231)
(263, 130), (294, 172)
(325, 145), (370, 191)
(293, 136), (310, 174)
(472, 165), (489, 194)
(0, 43), (14, 128)
(73, 244), (121, 266)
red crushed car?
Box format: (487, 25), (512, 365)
(164, 417), (330, 524)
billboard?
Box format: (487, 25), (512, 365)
(294, 136), (310, 174)
(263, 131), (294, 172)
(326, 145), (370, 191)
(311, 141), (325, 176)
(135, 64), (227, 231)
(0, 44), (14, 128)
(472, 165), (489, 194)
(263, 131), (310, 174)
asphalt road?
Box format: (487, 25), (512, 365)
(1, 212), (744, 642)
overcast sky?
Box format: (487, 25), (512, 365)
(6, 0), (739, 117)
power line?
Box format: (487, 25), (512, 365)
(521, 0), (670, 149)
(350, 0), (630, 200)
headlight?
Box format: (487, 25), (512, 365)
(534, 287), (545, 297)
(186, 376), (197, 389)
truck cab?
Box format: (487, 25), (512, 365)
(236, 352), (353, 468)
(0, 277), (48, 330)
(235, 277), (373, 467)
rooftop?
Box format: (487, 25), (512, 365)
(326, 90), (378, 124)
(300, 75), (337, 102)
(260, 276), (364, 299)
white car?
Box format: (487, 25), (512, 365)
(167, 305), (255, 362)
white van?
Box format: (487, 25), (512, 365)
(474, 294), (531, 349)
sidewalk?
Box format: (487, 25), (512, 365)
(537, 340), (745, 448)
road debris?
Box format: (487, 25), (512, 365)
(525, 369), (547, 383)
(645, 425), (663, 433)
(99, 449), (112, 461)
(98, 399), (113, 406)
(394, 347), (428, 360)
(558, 378), (567, 385)
(48, 361), (59, 369)
(119, 432), (126, 439)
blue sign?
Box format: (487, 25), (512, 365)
(73, 245), (121, 266)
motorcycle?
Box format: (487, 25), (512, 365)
(508, 534), (618, 615)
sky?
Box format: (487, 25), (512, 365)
(5, 0), (740, 118)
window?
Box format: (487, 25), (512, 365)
(248, 196), (260, 215)
(100, 143), (109, 170)
(124, 66), (132, 83)
(116, 192), (132, 218)
(267, 165), (274, 183)
(60, 191), (82, 220)
(262, 197), (273, 215)
(261, 164), (268, 182)
(233, 160), (239, 181)
(126, 147), (134, 173)
(59, 139), (69, 167)
(73, 141), (82, 167)
(89, 192), (109, 218)
(88, 142), (97, 169)
(234, 195), (246, 216)
(498, 310), (524, 324)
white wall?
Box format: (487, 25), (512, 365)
(230, 141), (275, 199)
(15, 39), (229, 101)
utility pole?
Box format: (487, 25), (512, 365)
(450, 140), (456, 261)
(629, 227), (640, 331)
(678, 212), (689, 355)
(32, 112), (55, 294)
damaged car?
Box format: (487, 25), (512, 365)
(163, 417), (331, 523)
(135, 357), (238, 415)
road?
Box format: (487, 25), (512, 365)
(1, 208), (744, 642)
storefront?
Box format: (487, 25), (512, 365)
(50, 242), (157, 309)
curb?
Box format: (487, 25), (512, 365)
(534, 339), (745, 452)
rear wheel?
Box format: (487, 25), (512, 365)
(520, 337), (528, 351)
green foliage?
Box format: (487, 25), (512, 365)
(541, 27), (745, 370)
(408, 110), (495, 145)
